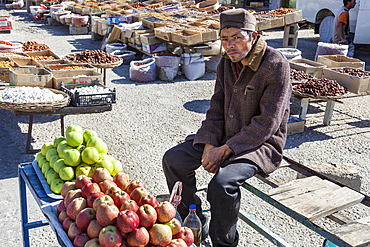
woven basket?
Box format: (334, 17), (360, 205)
(0, 87), (70, 112)
(62, 52), (123, 69)
(292, 89), (350, 100)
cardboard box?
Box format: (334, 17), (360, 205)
(97, 19), (108, 36)
(9, 67), (53, 88)
(107, 16), (133, 25)
(172, 30), (203, 46)
(140, 33), (162, 45)
(250, 2), (264, 7)
(317, 55), (365, 70)
(0, 16), (12, 30)
(25, 50), (61, 61)
(52, 70), (103, 89)
(99, 25), (123, 50)
(0, 57), (18, 82)
(142, 42), (166, 54)
(69, 25), (89, 35)
(322, 68), (370, 94)
(289, 58), (326, 78)
(287, 116), (305, 135)
(119, 31), (128, 43)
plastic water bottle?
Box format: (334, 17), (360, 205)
(183, 204), (202, 247)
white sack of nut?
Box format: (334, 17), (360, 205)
(0, 87), (65, 103)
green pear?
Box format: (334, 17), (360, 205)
(111, 160), (123, 177)
(41, 142), (54, 156)
(66, 125), (83, 136)
(38, 157), (47, 168)
(59, 166), (75, 181)
(96, 159), (114, 175)
(66, 131), (83, 147)
(87, 137), (108, 154)
(36, 152), (44, 163)
(47, 170), (59, 185)
(54, 136), (66, 149)
(83, 129), (98, 144)
(46, 148), (58, 161)
(54, 159), (66, 174)
(42, 162), (51, 174)
(57, 140), (67, 154)
(81, 147), (99, 165)
(51, 179), (64, 194)
(64, 149), (81, 167)
(58, 144), (74, 159)
(50, 155), (60, 169)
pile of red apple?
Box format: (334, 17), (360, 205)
(57, 167), (194, 247)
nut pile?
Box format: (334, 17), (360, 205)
(31, 55), (57, 61)
(334, 68), (370, 77)
(293, 78), (348, 97)
(290, 69), (313, 81)
(22, 41), (51, 52)
(65, 50), (120, 64)
(69, 85), (111, 95)
(209, 6), (233, 14)
(0, 87), (65, 103)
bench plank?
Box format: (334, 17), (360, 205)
(330, 221), (370, 247)
(290, 187), (365, 221)
(268, 176), (322, 196)
(273, 180), (340, 208)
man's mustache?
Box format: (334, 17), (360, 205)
(227, 49), (238, 53)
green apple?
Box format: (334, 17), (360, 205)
(66, 125), (83, 136)
(75, 164), (93, 177)
(42, 162), (51, 174)
(49, 155), (60, 169)
(50, 179), (64, 194)
(83, 129), (98, 144)
(66, 131), (83, 147)
(47, 170), (59, 185)
(46, 148), (58, 161)
(96, 159), (114, 175)
(111, 160), (123, 177)
(38, 157), (47, 168)
(57, 140), (67, 154)
(58, 144), (74, 159)
(81, 147), (99, 165)
(54, 159), (66, 173)
(99, 153), (109, 161)
(36, 152), (44, 163)
(45, 168), (54, 178)
(54, 136), (66, 149)
(59, 166), (75, 181)
(41, 142), (54, 156)
(87, 137), (108, 154)
(64, 149), (81, 167)
(76, 145), (85, 153)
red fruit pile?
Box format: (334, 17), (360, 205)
(57, 168), (194, 247)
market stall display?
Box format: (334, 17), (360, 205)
(22, 40), (51, 52)
(293, 78), (348, 99)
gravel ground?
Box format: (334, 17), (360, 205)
(0, 7), (370, 247)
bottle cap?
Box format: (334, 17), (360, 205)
(190, 204), (196, 210)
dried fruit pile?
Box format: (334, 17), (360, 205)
(0, 60), (16, 68)
(132, 2), (145, 8)
(293, 78), (348, 97)
(270, 8), (296, 15)
(290, 69), (313, 81)
(65, 50), (120, 65)
(0, 41), (16, 46)
(22, 41), (51, 52)
(52, 66), (90, 71)
(334, 68), (370, 77)
(31, 55), (57, 61)
(209, 6), (233, 14)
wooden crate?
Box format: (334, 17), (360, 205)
(289, 58), (326, 78)
(0, 57), (18, 82)
(250, 2), (264, 7)
(11, 57), (43, 68)
(25, 50), (61, 61)
(172, 29), (203, 46)
(317, 55), (365, 70)
(256, 17), (271, 31)
(142, 16), (163, 29)
(154, 25), (188, 41)
(322, 68), (370, 94)
(37, 59), (70, 67)
(284, 10), (302, 25)
(287, 116), (305, 135)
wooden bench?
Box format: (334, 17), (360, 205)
(198, 156), (370, 247)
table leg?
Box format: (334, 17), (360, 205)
(60, 115), (65, 136)
(19, 168), (30, 247)
(299, 99), (309, 120)
(323, 101), (335, 126)
(26, 115), (40, 154)
(103, 68), (106, 86)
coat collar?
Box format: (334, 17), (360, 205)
(222, 35), (267, 72)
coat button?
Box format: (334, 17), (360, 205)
(233, 88), (237, 93)
(229, 114), (234, 118)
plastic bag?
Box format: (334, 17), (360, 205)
(129, 57), (156, 82)
(12, 0), (24, 9)
(182, 61), (205, 80)
(181, 52), (204, 65)
(157, 66), (178, 81)
(112, 50), (136, 65)
(314, 42), (348, 61)
(276, 48), (302, 60)
(106, 43), (127, 54)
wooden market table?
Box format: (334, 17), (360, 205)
(14, 104), (112, 154)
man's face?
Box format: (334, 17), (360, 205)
(349, 0), (356, 9)
(221, 27), (256, 63)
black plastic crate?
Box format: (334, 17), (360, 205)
(61, 79), (116, 107)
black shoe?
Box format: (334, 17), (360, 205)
(201, 215), (209, 241)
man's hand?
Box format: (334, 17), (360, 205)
(340, 38), (349, 45)
(201, 144), (233, 174)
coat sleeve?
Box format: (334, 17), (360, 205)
(193, 63), (226, 147)
(225, 57), (291, 156)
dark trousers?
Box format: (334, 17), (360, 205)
(162, 140), (259, 247)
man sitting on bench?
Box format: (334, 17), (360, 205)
(162, 9), (292, 247)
